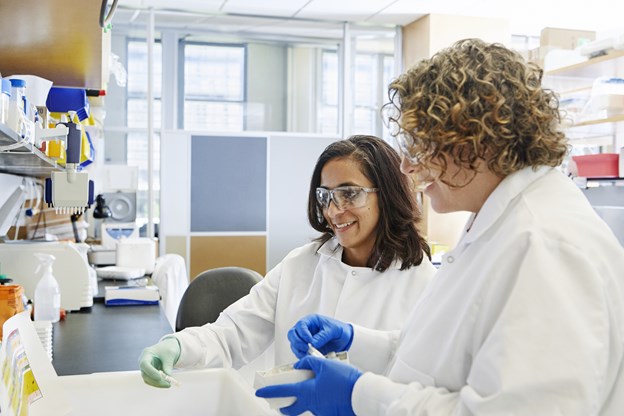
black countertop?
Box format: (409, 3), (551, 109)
(52, 280), (172, 376)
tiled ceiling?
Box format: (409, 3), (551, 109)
(114, 0), (624, 36)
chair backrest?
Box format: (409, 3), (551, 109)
(175, 266), (263, 332)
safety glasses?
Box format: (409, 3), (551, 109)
(316, 186), (378, 211)
(395, 134), (422, 165)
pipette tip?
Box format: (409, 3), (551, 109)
(159, 370), (181, 387)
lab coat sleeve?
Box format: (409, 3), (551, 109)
(172, 262), (282, 369)
(352, 232), (612, 415)
(349, 324), (400, 374)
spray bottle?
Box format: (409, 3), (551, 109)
(34, 253), (61, 322)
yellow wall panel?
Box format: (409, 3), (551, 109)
(190, 236), (266, 280)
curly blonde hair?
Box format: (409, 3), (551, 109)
(385, 38), (568, 183)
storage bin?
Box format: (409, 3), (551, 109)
(572, 153), (620, 178)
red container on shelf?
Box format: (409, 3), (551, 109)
(572, 153), (620, 178)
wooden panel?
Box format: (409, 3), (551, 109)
(190, 236), (266, 280)
(0, 0), (110, 89)
(402, 14), (511, 72)
(402, 15), (431, 70)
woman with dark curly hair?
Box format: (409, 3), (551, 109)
(140, 135), (435, 389)
(258, 39), (624, 415)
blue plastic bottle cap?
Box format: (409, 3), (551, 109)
(9, 78), (26, 88)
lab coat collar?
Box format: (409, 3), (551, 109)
(318, 237), (342, 259)
(317, 237), (403, 271)
(458, 166), (554, 247)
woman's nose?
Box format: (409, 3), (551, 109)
(326, 199), (345, 216)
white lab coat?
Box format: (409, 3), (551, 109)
(151, 254), (189, 329)
(173, 238), (436, 369)
(350, 166), (624, 415)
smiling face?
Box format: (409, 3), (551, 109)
(399, 155), (503, 214)
(320, 156), (380, 267)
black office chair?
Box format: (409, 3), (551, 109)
(175, 266), (263, 332)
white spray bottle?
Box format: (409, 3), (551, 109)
(34, 253), (61, 322)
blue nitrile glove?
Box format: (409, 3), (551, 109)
(138, 337), (181, 388)
(256, 355), (362, 416)
(288, 314), (354, 358)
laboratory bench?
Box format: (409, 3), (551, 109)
(52, 279), (172, 376)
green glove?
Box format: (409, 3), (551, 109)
(138, 337), (181, 388)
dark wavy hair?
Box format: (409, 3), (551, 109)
(307, 135), (431, 271)
(384, 38), (568, 185)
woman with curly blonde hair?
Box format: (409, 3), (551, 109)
(257, 39), (624, 416)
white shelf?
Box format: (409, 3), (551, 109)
(0, 122), (64, 177)
(572, 114), (624, 127)
(545, 51), (624, 153)
(545, 50), (624, 79)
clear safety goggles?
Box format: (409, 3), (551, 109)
(395, 134), (422, 165)
(316, 186), (378, 211)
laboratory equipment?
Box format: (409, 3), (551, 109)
(0, 283), (25, 339)
(0, 241), (93, 311)
(44, 118), (94, 215)
(254, 351), (348, 409)
(6, 74), (53, 107)
(254, 362), (314, 409)
(0, 183), (25, 237)
(307, 343), (325, 358)
(116, 238), (156, 274)
(33, 253), (61, 322)
(0, 78), (10, 124)
(7, 78), (25, 132)
(102, 191), (137, 222)
(104, 284), (159, 306)
(100, 222), (138, 249)
(92, 194), (112, 219)
(95, 266), (145, 280)
(572, 153), (619, 178)
(158, 370), (181, 387)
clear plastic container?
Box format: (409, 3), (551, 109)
(0, 78), (10, 124)
(8, 78), (26, 132)
(9, 78), (25, 112)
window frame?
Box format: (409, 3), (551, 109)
(319, 49), (394, 138)
(177, 40), (248, 131)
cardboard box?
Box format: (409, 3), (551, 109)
(541, 27), (596, 50)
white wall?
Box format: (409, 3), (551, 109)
(427, 14), (512, 52)
(267, 135), (337, 269)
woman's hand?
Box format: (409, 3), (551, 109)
(287, 314), (354, 358)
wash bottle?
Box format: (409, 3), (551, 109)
(34, 253), (61, 322)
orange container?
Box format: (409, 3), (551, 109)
(572, 153), (620, 178)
